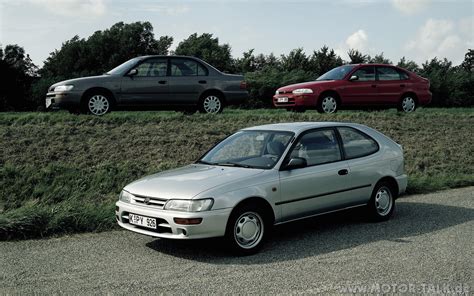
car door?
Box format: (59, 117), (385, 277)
(336, 127), (381, 204)
(119, 58), (170, 105)
(376, 66), (406, 104)
(278, 128), (353, 221)
(340, 65), (377, 105)
(167, 58), (209, 104)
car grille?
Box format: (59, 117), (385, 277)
(132, 195), (167, 209)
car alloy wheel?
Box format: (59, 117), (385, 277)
(321, 96), (337, 113)
(202, 95), (222, 114)
(88, 94), (110, 116)
(401, 96), (416, 112)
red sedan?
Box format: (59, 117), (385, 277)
(273, 64), (432, 113)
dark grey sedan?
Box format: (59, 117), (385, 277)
(46, 56), (248, 115)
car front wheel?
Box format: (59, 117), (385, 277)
(225, 204), (268, 255)
(317, 95), (338, 113)
(368, 182), (395, 222)
(86, 93), (111, 116)
(199, 95), (224, 114)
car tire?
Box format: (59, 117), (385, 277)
(84, 92), (112, 116)
(199, 94), (224, 114)
(367, 181), (395, 222)
(317, 95), (338, 114)
(398, 96), (416, 113)
(224, 204), (269, 255)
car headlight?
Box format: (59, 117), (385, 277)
(164, 199), (214, 212)
(292, 88), (313, 94)
(54, 85), (74, 92)
(119, 190), (133, 203)
(275, 90), (280, 95)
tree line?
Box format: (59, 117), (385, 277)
(1, 21), (472, 111)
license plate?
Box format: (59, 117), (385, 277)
(128, 213), (157, 229)
(277, 97), (288, 103)
(46, 98), (52, 108)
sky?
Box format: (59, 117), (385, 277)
(0, 0), (472, 68)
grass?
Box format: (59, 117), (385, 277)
(1, 107), (473, 240)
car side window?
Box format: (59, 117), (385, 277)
(352, 66), (375, 81)
(337, 127), (378, 159)
(171, 59), (208, 76)
(290, 129), (341, 166)
(397, 69), (410, 80)
(135, 59), (167, 77)
(377, 67), (401, 81)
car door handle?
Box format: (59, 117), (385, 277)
(158, 80), (167, 84)
(338, 169), (349, 176)
(198, 80), (207, 84)
(371, 84), (377, 88)
(400, 84), (405, 87)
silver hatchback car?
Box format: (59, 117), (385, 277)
(116, 122), (407, 254)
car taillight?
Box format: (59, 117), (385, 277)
(240, 81), (247, 90)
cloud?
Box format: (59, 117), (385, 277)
(28, 0), (106, 17)
(346, 29), (368, 51)
(391, 0), (430, 15)
(405, 18), (472, 64)
(134, 4), (190, 16)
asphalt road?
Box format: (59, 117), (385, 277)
(1, 187), (473, 295)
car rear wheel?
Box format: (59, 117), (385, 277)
(86, 93), (111, 116)
(318, 95), (338, 113)
(368, 182), (395, 222)
(199, 95), (224, 114)
(225, 204), (268, 255)
(398, 96), (416, 112)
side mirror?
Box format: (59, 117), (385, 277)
(283, 157), (307, 170)
(349, 75), (359, 81)
(127, 68), (138, 76)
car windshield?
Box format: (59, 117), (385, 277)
(106, 57), (142, 75)
(198, 130), (294, 169)
(316, 65), (356, 81)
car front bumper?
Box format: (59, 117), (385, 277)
(273, 94), (318, 108)
(45, 91), (82, 109)
(115, 201), (232, 239)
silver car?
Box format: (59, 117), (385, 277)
(116, 122), (407, 254)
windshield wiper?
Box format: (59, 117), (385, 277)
(195, 160), (216, 165)
(215, 162), (253, 168)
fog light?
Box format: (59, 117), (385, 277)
(173, 218), (202, 225)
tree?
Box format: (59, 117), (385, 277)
(309, 46), (344, 76)
(174, 33), (233, 73)
(397, 57), (420, 73)
(348, 49), (368, 64)
(281, 48), (309, 71)
(369, 52), (392, 64)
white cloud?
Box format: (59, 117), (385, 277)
(391, 0), (430, 15)
(346, 29), (368, 51)
(134, 4), (190, 16)
(405, 18), (472, 64)
(28, 0), (106, 17)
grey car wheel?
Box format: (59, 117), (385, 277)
(399, 96), (416, 112)
(318, 96), (338, 113)
(225, 204), (268, 255)
(200, 95), (223, 114)
(368, 182), (395, 221)
(87, 94), (110, 116)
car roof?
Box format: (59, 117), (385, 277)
(242, 122), (359, 133)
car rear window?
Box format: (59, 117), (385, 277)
(337, 127), (379, 159)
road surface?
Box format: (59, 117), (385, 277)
(1, 187), (473, 294)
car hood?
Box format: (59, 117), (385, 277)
(124, 164), (265, 199)
(50, 75), (115, 89)
(277, 80), (336, 92)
